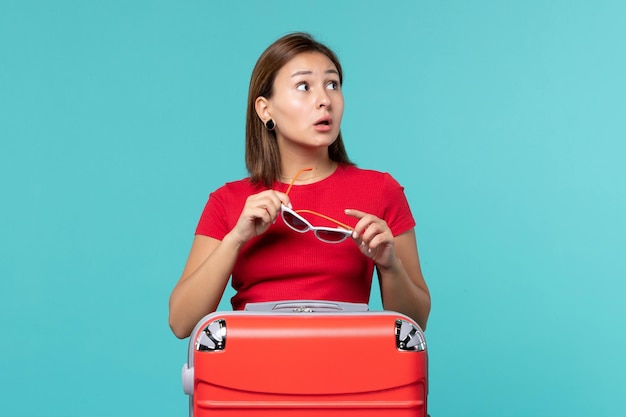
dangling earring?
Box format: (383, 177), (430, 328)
(265, 119), (275, 131)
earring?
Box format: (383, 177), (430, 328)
(265, 119), (275, 131)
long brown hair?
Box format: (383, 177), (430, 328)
(245, 32), (354, 186)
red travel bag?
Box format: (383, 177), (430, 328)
(182, 301), (428, 416)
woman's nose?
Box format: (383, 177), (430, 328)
(317, 90), (331, 108)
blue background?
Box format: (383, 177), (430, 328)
(1, 1), (624, 416)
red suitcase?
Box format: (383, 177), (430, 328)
(182, 301), (428, 416)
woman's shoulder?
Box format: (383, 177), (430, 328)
(338, 164), (400, 186)
(211, 177), (266, 197)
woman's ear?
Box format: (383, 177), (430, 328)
(255, 96), (271, 122)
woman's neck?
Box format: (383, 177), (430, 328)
(279, 160), (338, 184)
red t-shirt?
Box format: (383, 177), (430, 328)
(196, 164), (416, 310)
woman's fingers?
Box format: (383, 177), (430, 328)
(345, 209), (396, 266)
(252, 190), (291, 213)
(345, 209), (391, 243)
(233, 190), (291, 242)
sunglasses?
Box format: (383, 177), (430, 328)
(280, 168), (353, 244)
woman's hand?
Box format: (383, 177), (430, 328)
(345, 209), (397, 269)
(229, 190), (291, 245)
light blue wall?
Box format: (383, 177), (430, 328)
(1, 1), (624, 416)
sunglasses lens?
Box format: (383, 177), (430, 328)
(315, 230), (349, 243)
(282, 210), (309, 232)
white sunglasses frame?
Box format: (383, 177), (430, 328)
(280, 204), (352, 244)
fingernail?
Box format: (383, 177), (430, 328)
(352, 231), (358, 239)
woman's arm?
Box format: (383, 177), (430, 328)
(169, 189), (290, 339)
(376, 230), (430, 330)
(168, 234), (242, 339)
(346, 209), (431, 330)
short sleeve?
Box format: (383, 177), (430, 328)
(382, 173), (416, 237)
(195, 189), (230, 240)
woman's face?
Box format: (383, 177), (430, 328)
(264, 52), (344, 153)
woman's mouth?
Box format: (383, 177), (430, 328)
(314, 117), (333, 132)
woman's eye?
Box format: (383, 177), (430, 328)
(296, 83), (308, 91)
(327, 81), (339, 90)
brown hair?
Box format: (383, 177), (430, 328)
(245, 32), (354, 186)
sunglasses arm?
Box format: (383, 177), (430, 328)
(294, 209), (353, 231)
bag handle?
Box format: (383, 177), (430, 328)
(244, 300), (369, 313)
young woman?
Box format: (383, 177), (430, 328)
(169, 32), (430, 338)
